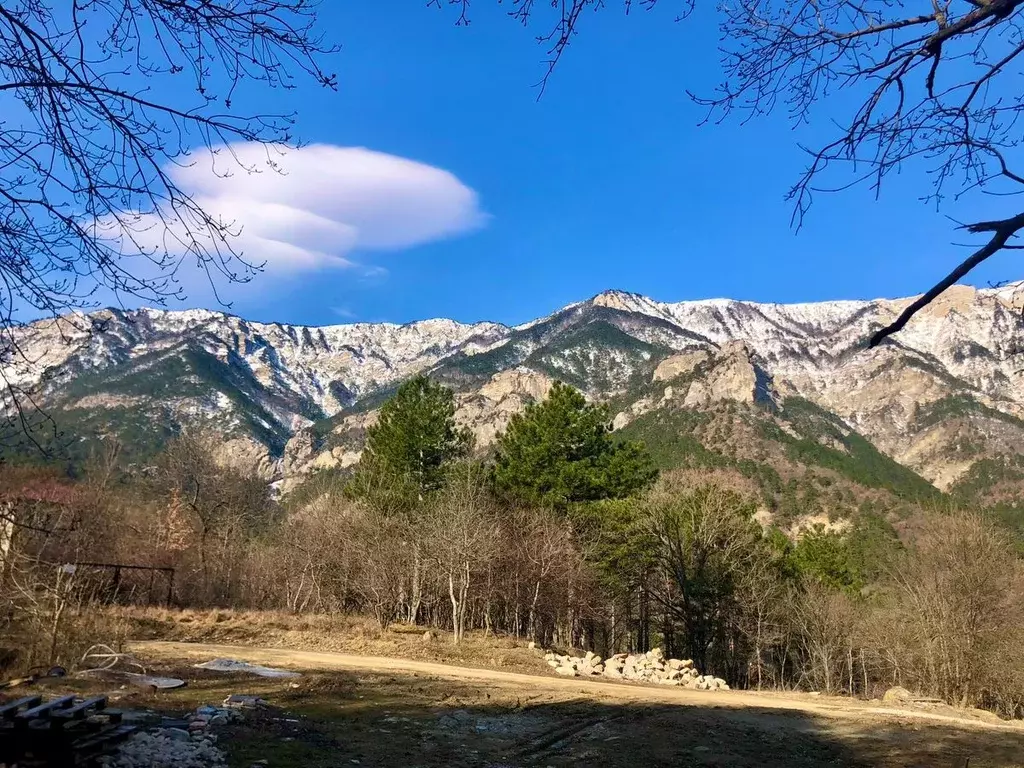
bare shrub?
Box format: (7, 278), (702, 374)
(153, 431), (278, 605)
(254, 498), (360, 613)
(349, 507), (412, 631)
(881, 511), (1024, 712)
(426, 464), (500, 644)
(792, 582), (860, 695)
(506, 506), (577, 643)
(2, 556), (131, 673)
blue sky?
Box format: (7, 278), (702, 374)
(153, 2), (1020, 327)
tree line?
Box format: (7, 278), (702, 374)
(2, 376), (1024, 718)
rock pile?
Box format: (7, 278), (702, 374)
(99, 703), (245, 768)
(543, 647), (730, 691)
(100, 730), (225, 768)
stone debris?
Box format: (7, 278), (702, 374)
(99, 703), (244, 768)
(223, 694), (267, 709)
(880, 686), (941, 705)
(194, 658), (301, 678)
(100, 730), (225, 768)
(541, 647), (730, 691)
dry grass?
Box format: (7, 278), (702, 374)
(6, 647), (1024, 768)
(113, 607), (547, 675)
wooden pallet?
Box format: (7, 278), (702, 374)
(0, 694), (137, 766)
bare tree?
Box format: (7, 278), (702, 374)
(154, 430), (276, 603)
(793, 581), (859, 695)
(350, 506), (412, 631)
(1, 0), (335, 443)
(427, 462), (499, 644)
(510, 506), (576, 642)
(885, 511), (1023, 708)
(444, 0), (1024, 343)
(646, 483), (764, 673)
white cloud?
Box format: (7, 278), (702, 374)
(104, 143), (487, 282)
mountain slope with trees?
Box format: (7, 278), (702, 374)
(5, 284), (1024, 520)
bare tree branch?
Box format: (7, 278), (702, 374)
(0, 0), (336, 450)
(870, 212), (1024, 345)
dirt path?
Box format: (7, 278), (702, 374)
(123, 640), (1024, 767)
(132, 640), (1018, 732)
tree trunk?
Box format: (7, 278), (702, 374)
(0, 502), (15, 594)
(610, 602), (616, 654)
(449, 570), (460, 643)
(409, 544), (422, 625)
(528, 580), (541, 640)
(458, 561), (470, 644)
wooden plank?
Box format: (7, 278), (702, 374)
(0, 695), (42, 719)
(15, 695), (75, 724)
(50, 697), (107, 724)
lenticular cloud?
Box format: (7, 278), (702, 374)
(117, 143), (487, 276)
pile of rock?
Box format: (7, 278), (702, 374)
(100, 730), (225, 768)
(543, 647), (730, 691)
(99, 702), (245, 768)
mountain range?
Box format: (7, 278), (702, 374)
(5, 282), (1024, 525)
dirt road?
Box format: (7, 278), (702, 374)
(132, 640), (1024, 767)
(134, 639), (1014, 731)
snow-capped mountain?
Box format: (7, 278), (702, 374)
(5, 307), (508, 431)
(5, 282), (1024, 502)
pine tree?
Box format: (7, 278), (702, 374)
(492, 381), (656, 507)
(354, 375), (470, 504)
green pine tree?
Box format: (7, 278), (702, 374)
(791, 525), (862, 593)
(351, 375), (470, 506)
(491, 381), (657, 507)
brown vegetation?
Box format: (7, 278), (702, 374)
(3, 429), (1024, 721)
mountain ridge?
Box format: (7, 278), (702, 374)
(4, 282), (1024, 508)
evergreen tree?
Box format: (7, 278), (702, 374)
(352, 376), (470, 504)
(492, 381), (656, 507)
(791, 525), (861, 593)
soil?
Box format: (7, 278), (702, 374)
(120, 640), (1024, 768)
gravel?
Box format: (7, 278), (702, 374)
(99, 731), (225, 768)
(98, 703), (246, 767)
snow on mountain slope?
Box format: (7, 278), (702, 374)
(591, 284), (1024, 406)
(5, 308), (511, 418)
(5, 282), (1024, 491)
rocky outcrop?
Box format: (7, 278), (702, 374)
(456, 368), (555, 447)
(613, 343), (777, 430)
(683, 341), (777, 408)
(284, 369), (554, 480)
(476, 367), (554, 403)
(652, 350), (709, 382)
(214, 437), (276, 480)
